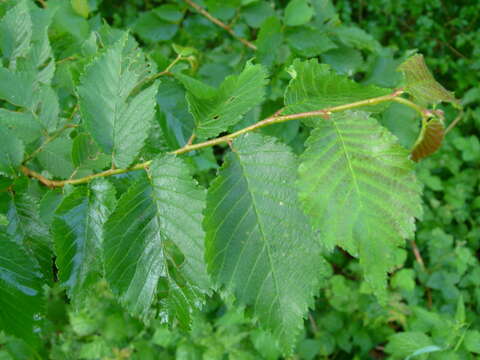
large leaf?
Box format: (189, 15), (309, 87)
(204, 133), (326, 352)
(0, 125), (24, 178)
(284, 59), (391, 126)
(398, 54), (459, 107)
(78, 34), (157, 169)
(6, 191), (52, 280)
(178, 62), (268, 139)
(53, 179), (116, 307)
(0, 0), (32, 69)
(297, 111), (422, 300)
(0, 233), (44, 345)
(104, 155), (210, 326)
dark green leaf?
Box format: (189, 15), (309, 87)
(53, 179), (116, 307)
(0, 233), (44, 345)
(37, 137), (75, 179)
(0, 125), (24, 178)
(104, 155), (210, 325)
(204, 133), (326, 352)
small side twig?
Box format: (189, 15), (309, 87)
(411, 239), (425, 271)
(445, 108), (464, 134)
(183, 0), (257, 51)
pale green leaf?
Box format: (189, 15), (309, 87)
(71, 0), (90, 18)
(53, 179), (116, 307)
(284, 0), (314, 26)
(284, 59), (390, 126)
(104, 155), (210, 325)
(398, 54), (459, 106)
(0, 233), (44, 345)
(178, 62), (268, 139)
(0, 125), (24, 177)
(78, 34), (157, 169)
(298, 111), (422, 300)
(204, 133), (326, 352)
(464, 330), (480, 354)
(385, 332), (434, 358)
(0, 0), (32, 69)
(332, 26), (381, 52)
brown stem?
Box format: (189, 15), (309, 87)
(36, 0), (47, 8)
(183, 0), (257, 51)
(411, 239), (425, 271)
(21, 90), (411, 188)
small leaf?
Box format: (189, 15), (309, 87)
(255, 16), (283, 67)
(71, 0), (90, 18)
(0, 67), (35, 108)
(284, 0), (314, 26)
(53, 179), (116, 307)
(0, 125), (24, 178)
(385, 332), (434, 358)
(178, 62), (268, 139)
(204, 133), (327, 353)
(398, 54), (459, 106)
(286, 27), (337, 58)
(78, 34), (157, 169)
(284, 59), (390, 126)
(0, 233), (44, 345)
(0, 109), (43, 144)
(104, 155), (209, 326)
(411, 117), (445, 162)
(298, 112), (423, 301)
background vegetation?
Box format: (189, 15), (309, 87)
(0, 0), (478, 359)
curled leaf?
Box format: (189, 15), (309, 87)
(411, 116), (445, 161)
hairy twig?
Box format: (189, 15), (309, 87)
(183, 0), (257, 51)
(22, 90), (425, 188)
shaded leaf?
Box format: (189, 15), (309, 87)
(104, 155), (209, 326)
(0, 233), (44, 345)
(298, 111), (422, 301)
(37, 137), (75, 179)
(78, 34), (157, 168)
(178, 62), (268, 139)
(0, 109), (43, 144)
(204, 133), (326, 352)
(53, 179), (116, 307)
(0, 125), (24, 178)
(255, 16), (283, 67)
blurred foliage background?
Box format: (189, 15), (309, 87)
(1, 0), (479, 359)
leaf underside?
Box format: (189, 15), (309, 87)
(298, 111), (423, 301)
(204, 133), (327, 352)
(411, 117), (445, 162)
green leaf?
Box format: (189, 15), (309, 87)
(0, 67), (35, 108)
(53, 179), (116, 307)
(286, 27), (337, 58)
(0, 109), (43, 144)
(71, 133), (110, 173)
(0, 233), (44, 345)
(398, 54), (459, 106)
(178, 62), (268, 139)
(0, 0), (32, 69)
(284, 59), (390, 126)
(134, 10), (179, 43)
(385, 332), (434, 358)
(464, 330), (480, 354)
(204, 133), (326, 352)
(104, 155), (210, 325)
(411, 117), (445, 162)
(284, 0), (314, 26)
(0, 125), (24, 178)
(6, 192), (52, 280)
(255, 16), (283, 67)
(332, 26), (380, 52)
(297, 111), (422, 301)
(71, 0), (90, 18)
(37, 137), (75, 179)
(78, 34), (157, 169)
